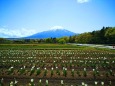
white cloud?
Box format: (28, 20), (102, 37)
(77, 0), (90, 3)
(50, 26), (64, 30)
(0, 28), (37, 38)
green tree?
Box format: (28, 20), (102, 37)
(0, 38), (6, 43)
(69, 36), (76, 43)
(58, 38), (66, 44)
(63, 36), (69, 43)
(45, 38), (52, 43)
(52, 38), (57, 43)
(105, 27), (115, 44)
(75, 32), (92, 44)
(0, 38), (12, 44)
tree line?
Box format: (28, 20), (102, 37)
(75, 27), (115, 44)
(0, 36), (75, 44)
(0, 27), (115, 44)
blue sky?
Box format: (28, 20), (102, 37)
(0, 0), (115, 38)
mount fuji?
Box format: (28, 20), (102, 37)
(25, 29), (77, 39)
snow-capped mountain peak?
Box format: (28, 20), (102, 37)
(25, 29), (77, 39)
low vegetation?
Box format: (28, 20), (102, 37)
(0, 44), (115, 86)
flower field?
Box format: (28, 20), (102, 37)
(0, 44), (115, 86)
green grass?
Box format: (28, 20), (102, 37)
(0, 44), (114, 52)
(0, 44), (85, 49)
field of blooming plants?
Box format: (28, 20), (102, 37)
(0, 44), (115, 86)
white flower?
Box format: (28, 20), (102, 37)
(11, 66), (14, 69)
(61, 80), (64, 84)
(101, 82), (104, 85)
(31, 79), (34, 82)
(65, 68), (67, 71)
(84, 68), (86, 71)
(93, 69), (95, 71)
(1, 78), (4, 81)
(44, 68), (47, 70)
(85, 84), (87, 86)
(31, 68), (33, 71)
(82, 82), (85, 85)
(15, 80), (18, 84)
(46, 80), (48, 84)
(24, 66), (26, 69)
(32, 66), (35, 69)
(56, 67), (58, 69)
(109, 81), (111, 85)
(28, 83), (31, 86)
(70, 60), (72, 63)
(10, 81), (14, 86)
(51, 67), (53, 70)
(39, 79), (41, 83)
(110, 70), (112, 72)
(72, 69), (74, 72)
(94, 81), (98, 85)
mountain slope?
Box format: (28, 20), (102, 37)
(25, 29), (77, 39)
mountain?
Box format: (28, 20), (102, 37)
(25, 29), (77, 39)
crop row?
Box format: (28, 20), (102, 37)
(0, 78), (113, 86)
(0, 49), (115, 86)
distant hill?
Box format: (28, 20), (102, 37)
(25, 29), (77, 39)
